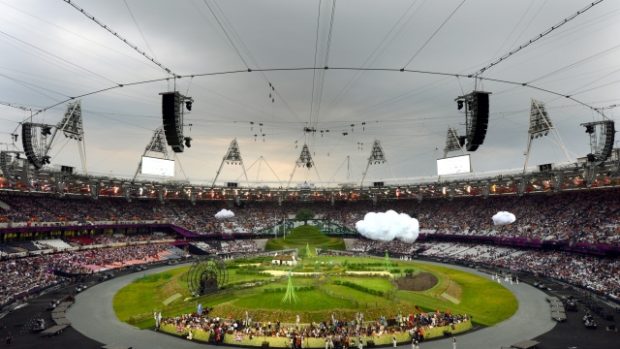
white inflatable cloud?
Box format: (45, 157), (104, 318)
(492, 211), (516, 226)
(214, 208), (235, 219)
(355, 210), (419, 243)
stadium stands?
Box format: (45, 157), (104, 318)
(0, 187), (618, 308)
(1, 188), (618, 246)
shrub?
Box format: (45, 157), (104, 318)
(333, 280), (384, 296)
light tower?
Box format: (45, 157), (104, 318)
(211, 138), (249, 187)
(132, 127), (171, 182)
(522, 99), (571, 173)
(287, 143), (320, 188)
(443, 127), (466, 158)
(360, 139), (387, 188)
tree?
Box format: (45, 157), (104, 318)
(295, 208), (315, 224)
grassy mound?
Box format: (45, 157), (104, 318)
(264, 225), (345, 253)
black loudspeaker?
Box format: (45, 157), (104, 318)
(600, 120), (615, 161)
(373, 181), (384, 188)
(161, 92), (184, 153)
(466, 91), (490, 151)
(538, 163), (552, 172)
(21, 122), (44, 169)
(61, 165), (74, 174)
(227, 182), (238, 188)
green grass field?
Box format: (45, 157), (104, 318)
(115, 257), (517, 329)
(114, 225), (517, 331)
(264, 224), (346, 253)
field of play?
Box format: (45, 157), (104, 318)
(114, 228), (517, 334)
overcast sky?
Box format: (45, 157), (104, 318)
(0, 0), (619, 186)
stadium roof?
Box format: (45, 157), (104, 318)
(0, 0), (619, 185)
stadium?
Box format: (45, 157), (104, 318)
(0, 1), (618, 349)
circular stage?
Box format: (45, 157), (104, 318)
(67, 261), (556, 349)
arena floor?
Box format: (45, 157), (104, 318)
(66, 261), (554, 349)
(2, 261), (617, 349)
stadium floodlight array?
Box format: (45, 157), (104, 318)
(59, 101), (84, 141)
(528, 99), (553, 138)
(443, 127), (466, 157)
(523, 99), (571, 173)
(361, 140), (388, 188)
(212, 138), (249, 187)
(133, 127), (175, 182)
(287, 143), (320, 188)
(455, 91), (491, 152)
(581, 120), (616, 164)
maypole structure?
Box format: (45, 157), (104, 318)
(281, 272), (298, 304)
(212, 138), (248, 187)
(305, 243), (314, 257)
(360, 139), (387, 188)
(384, 251), (391, 270)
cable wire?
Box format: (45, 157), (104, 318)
(60, 0), (176, 76)
(402, 0), (467, 69)
(201, 0), (250, 69)
(0, 28), (120, 86)
(122, 0), (156, 58)
(473, 0), (606, 77)
(201, 0), (304, 122)
(309, 0), (323, 125)
(18, 65), (610, 128)
(325, 0), (424, 114)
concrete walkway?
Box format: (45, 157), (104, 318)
(68, 261), (555, 349)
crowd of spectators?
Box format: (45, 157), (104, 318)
(0, 242), (184, 308)
(66, 232), (175, 246)
(46, 243), (175, 274)
(162, 310), (469, 346)
(0, 255), (62, 306)
(348, 240), (418, 255)
(2, 188), (618, 246)
(190, 240), (262, 255)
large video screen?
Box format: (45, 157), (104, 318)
(141, 156), (175, 177)
(437, 154), (471, 176)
